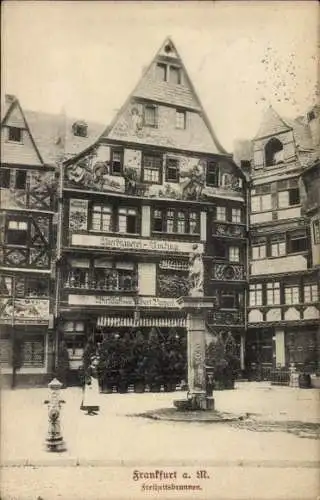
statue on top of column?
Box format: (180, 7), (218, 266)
(188, 244), (204, 297)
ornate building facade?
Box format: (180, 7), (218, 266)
(242, 105), (320, 378)
(56, 38), (247, 380)
(0, 95), (56, 385)
(5, 39), (318, 387)
(0, 97), (103, 386)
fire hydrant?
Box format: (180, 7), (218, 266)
(44, 378), (66, 452)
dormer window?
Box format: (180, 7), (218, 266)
(8, 126), (22, 143)
(155, 63), (182, 84)
(72, 122), (88, 138)
(170, 66), (181, 85)
(265, 138), (284, 166)
(156, 63), (167, 82)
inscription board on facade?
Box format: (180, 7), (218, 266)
(68, 295), (179, 308)
(71, 234), (203, 254)
(0, 298), (50, 324)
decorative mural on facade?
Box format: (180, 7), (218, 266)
(0, 298), (50, 324)
(212, 263), (245, 281)
(157, 273), (189, 298)
(64, 144), (243, 201)
(213, 223), (246, 238)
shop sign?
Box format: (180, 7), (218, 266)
(0, 298), (50, 324)
(71, 234), (203, 254)
(68, 295), (179, 308)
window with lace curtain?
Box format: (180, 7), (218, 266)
(21, 336), (45, 367)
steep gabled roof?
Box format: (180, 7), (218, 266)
(254, 105), (292, 140)
(1, 96), (44, 165)
(24, 110), (104, 165)
(102, 37), (228, 156)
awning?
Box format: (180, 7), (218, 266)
(97, 316), (187, 328)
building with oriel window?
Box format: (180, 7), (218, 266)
(239, 105), (320, 379)
(0, 95), (57, 386)
(56, 38), (247, 387)
(0, 96), (103, 387)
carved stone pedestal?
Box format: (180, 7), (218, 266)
(174, 296), (216, 411)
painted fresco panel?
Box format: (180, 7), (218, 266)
(0, 298), (50, 324)
(0, 170), (54, 210)
(65, 146), (243, 202)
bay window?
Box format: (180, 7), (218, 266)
(216, 206), (226, 221)
(313, 219), (320, 244)
(271, 235), (286, 257)
(285, 286), (300, 305)
(288, 230), (308, 254)
(221, 292), (236, 309)
(229, 246), (240, 262)
(252, 244), (266, 260)
(249, 283), (262, 306)
(231, 208), (241, 223)
(6, 219), (28, 245)
(267, 282), (280, 305)
(304, 284), (318, 303)
(251, 194), (272, 212)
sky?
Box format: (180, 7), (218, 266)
(2, 1), (319, 152)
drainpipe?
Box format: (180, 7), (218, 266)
(11, 275), (16, 389)
(54, 160), (64, 372)
(242, 178), (251, 372)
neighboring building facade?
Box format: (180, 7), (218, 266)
(0, 97), (103, 386)
(245, 106), (320, 378)
(0, 95), (56, 385)
(3, 40), (318, 387)
(56, 38), (247, 379)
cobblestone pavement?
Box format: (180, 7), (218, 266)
(1, 382), (319, 499)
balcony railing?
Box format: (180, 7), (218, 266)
(211, 262), (246, 281)
(211, 222), (246, 239)
(207, 309), (244, 325)
(65, 275), (138, 293)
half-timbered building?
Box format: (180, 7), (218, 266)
(57, 38), (247, 384)
(0, 95), (56, 386)
(0, 95), (103, 386)
(245, 106), (320, 379)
